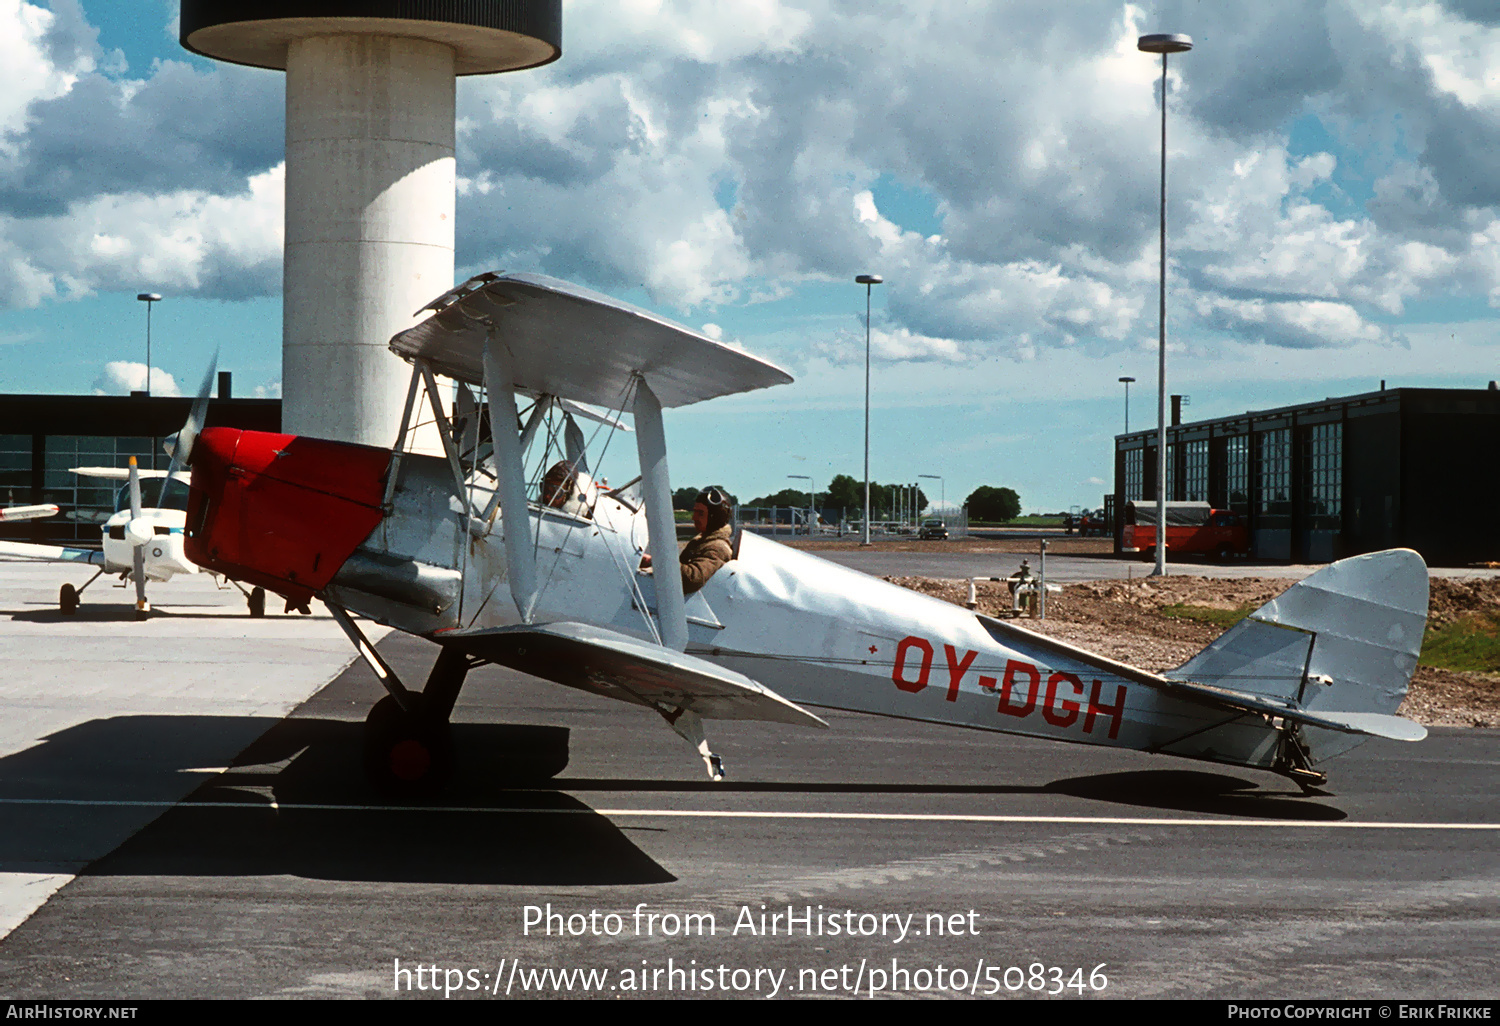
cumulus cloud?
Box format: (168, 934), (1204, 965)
(91, 360), (180, 396)
(0, 0), (1497, 373)
(444, 0), (1500, 366)
(0, 2), (282, 306)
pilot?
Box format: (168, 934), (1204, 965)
(540, 461), (593, 518)
(639, 487), (734, 595)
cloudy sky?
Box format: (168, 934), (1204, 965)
(0, 1), (1496, 512)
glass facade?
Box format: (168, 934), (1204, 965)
(1305, 421), (1342, 529)
(1123, 448), (1144, 501)
(42, 435), (167, 540)
(1223, 434), (1249, 513)
(1256, 429), (1292, 526)
(1182, 439), (1208, 502)
(0, 434), (29, 507)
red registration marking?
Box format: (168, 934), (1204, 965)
(892, 639), (1126, 740)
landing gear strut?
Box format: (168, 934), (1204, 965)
(325, 601), (472, 798)
(362, 647), (470, 798)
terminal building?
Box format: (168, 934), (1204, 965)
(0, 375), (279, 544)
(1113, 386), (1500, 566)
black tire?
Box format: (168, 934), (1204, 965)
(59, 583), (78, 615)
(1216, 545), (1234, 563)
(363, 694), (453, 799)
(248, 586), (266, 617)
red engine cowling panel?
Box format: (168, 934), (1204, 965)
(186, 428), (391, 601)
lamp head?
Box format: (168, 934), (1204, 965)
(1138, 33), (1193, 53)
(137, 293), (162, 302)
(1119, 376), (1136, 383)
(855, 274), (883, 285)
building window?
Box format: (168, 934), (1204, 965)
(1123, 448), (1143, 501)
(43, 435), (164, 540)
(1223, 434), (1249, 513)
(0, 434), (30, 507)
(1183, 439), (1208, 502)
(1305, 422), (1342, 530)
(1256, 428), (1291, 526)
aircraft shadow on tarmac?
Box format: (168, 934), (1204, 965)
(0, 714), (674, 886)
(9, 605), (271, 622)
(549, 771), (1345, 821)
(1043, 769), (1347, 820)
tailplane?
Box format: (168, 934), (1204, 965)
(1169, 548), (1429, 765)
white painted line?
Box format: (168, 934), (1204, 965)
(0, 797), (1495, 830)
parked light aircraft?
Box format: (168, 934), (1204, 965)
(175, 272), (1428, 795)
(0, 367), (269, 617)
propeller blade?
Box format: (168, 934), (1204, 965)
(132, 544), (149, 613)
(127, 457), (149, 614)
(165, 353), (218, 477)
(127, 457), (143, 520)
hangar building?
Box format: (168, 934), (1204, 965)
(0, 376), (279, 545)
(1113, 386), (1500, 566)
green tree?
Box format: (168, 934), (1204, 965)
(965, 486), (1021, 523)
(747, 487), (812, 507)
(825, 474), (862, 511)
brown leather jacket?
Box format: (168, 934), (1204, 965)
(679, 523), (733, 595)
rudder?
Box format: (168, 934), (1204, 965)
(1170, 548), (1428, 763)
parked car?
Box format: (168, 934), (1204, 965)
(918, 517), (949, 540)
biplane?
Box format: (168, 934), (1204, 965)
(175, 272), (1427, 794)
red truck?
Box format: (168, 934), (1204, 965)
(1120, 500), (1248, 561)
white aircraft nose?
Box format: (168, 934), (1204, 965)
(125, 517), (155, 547)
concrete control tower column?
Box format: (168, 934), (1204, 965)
(181, 2), (561, 446)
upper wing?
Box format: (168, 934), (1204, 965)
(389, 272), (794, 409)
(435, 620), (827, 728)
(0, 504), (58, 522)
(0, 540), (107, 566)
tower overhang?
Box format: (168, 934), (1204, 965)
(180, 0), (560, 447)
(181, 1), (561, 74)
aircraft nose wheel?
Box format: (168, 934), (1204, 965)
(59, 583), (78, 615)
(363, 694), (453, 799)
(247, 586), (266, 617)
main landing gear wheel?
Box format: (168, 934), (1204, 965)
(59, 583), (78, 615)
(363, 694), (453, 799)
(247, 586), (266, 618)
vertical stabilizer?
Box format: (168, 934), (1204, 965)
(1170, 548), (1428, 762)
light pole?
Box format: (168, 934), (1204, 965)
(855, 274), (883, 544)
(1118, 376), (1135, 433)
(788, 474), (813, 535)
(1138, 31), (1192, 577)
(136, 293), (162, 395)
(919, 474), (943, 516)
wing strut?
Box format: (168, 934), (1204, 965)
(482, 338), (540, 623)
(632, 376), (687, 651)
